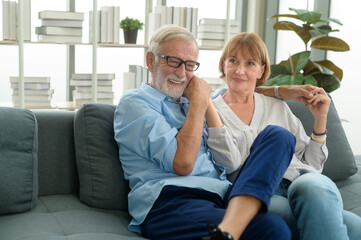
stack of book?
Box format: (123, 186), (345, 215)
(36, 10), (84, 43)
(148, 6), (198, 41)
(123, 65), (149, 94)
(89, 6), (120, 43)
(197, 18), (240, 47)
(2, 0), (31, 41)
(10, 76), (53, 108)
(70, 73), (115, 106)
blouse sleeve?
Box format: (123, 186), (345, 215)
(207, 124), (246, 174)
(284, 103), (329, 172)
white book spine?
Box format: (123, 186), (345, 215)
(123, 72), (136, 93)
(172, 7), (180, 26)
(38, 10), (84, 21)
(2, 0), (10, 40)
(166, 6), (173, 24)
(106, 6), (114, 43)
(36, 26), (82, 36)
(100, 6), (107, 43)
(10, 76), (51, 83)
(113, 6), (119, 43)
(185, 7), (192, 32)
(9, 0), (16, 40)
(191, 8), (198, 38)
(23, 0), (31, 41)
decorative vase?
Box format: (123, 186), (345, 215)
(123, 29), (138, 44)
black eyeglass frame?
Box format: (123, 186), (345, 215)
(157, 54), (200, 72)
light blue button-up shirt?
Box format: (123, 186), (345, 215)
(114, 83), (230, 233)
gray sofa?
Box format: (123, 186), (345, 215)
(0, 97), (360, 240)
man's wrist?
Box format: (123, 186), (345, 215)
(274, 86), (282, 100)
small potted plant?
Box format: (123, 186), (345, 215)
(120, 17), (144, 44)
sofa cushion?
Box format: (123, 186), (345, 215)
(286, 96), (357, 181)
(0, 107), (38, 215)
(74, 103), (129, 210)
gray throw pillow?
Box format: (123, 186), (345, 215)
(286, 95), (357, 181)
(0, 107), (38, 215)
(74, 103), (129, 210)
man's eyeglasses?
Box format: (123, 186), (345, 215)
(157, 54), (200, 72)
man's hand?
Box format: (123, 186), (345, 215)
(183, 75), (212, 107)
(278, 85), (318, 102)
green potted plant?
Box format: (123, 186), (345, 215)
(265, 8), (350, 92)
(120, 17), (144, 44)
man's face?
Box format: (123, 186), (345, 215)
(151, 39), (198, 100)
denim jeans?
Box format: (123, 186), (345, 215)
(269, 172), (361, 240)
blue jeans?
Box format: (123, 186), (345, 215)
(269, 172), (361, 240)
(141, 125), (295, 240)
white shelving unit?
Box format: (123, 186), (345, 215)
(2, 0), (233, 109)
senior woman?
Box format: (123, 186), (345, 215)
(206, 32), (361, 240)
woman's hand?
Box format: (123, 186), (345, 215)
(305, 87), (331, 121)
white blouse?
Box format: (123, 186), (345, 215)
(207, 92), (328, 182)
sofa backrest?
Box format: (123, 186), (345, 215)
(33, 110), (79, 196)
(286, 96), (357, 180)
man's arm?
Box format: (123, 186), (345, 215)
(173, 76), (212, 175)
(255, 85), (318, 102)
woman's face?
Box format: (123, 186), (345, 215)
(223, 48), (265, 94)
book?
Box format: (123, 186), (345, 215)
(155, 5), (167, 27)
(9, 0), (16, 40)
(100, 6), (107, 43)
(113, 6), (119, 43)
(70, 79), (113, 86)
(197, 24), (239, 33)
(12, 94), (52, 102)
(197, 39), (225, 47)
(13, 101), (51, 108)
(73, 91), (114, 99)
(37, 34), (82, 43)
(199, 18), (239, 26)
(41, 19), (83, 28)
(71, 73), (115, 80)
(185, 7), (192, 32)
(147, 12), (161, 41)
(75, 86), (112, 93)
(2, 0), (10, 40)
(123, 72), (135, 93)
(10, 76), (50, 83)
(22, 0), (31, 41)
(89, 10), (100, 43)
(166, 6), (173, 25)
(106, 6), (113, 43)
(197, 32), (236, 40)
(12, 89), (54, 96)
(35, 26), (82, 36)
(191, 8), (198, 37)
(38, 10), (84, 21)
(172, 7), (181, 26)
(11, 82), (50, 90)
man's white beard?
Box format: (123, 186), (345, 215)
(153, 66), (187, 100)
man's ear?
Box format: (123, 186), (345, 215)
(146, 51), (155, 72)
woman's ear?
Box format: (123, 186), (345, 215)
(258, 64), (265, 79)
(146, 51), (155, 72)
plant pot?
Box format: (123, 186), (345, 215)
(123, 29), (138, 44)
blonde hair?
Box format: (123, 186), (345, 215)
(149, 25), (198, 56)
(219, 32), (270, 86)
